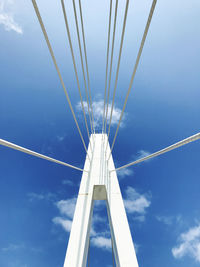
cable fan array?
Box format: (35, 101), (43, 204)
(0, 0), (199, 173)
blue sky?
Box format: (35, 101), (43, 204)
(0, 0), (200, 266)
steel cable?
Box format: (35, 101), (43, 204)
(112, 132), (200, 172)
(72, 0), (94, 136)
(31, 0), (90, 159)
(61, 0), (91, 147)
(102, 0), (113, 133)
(78, 0), (95, 133)
(109, 0), (157, 159)
(0, 138), (86, 172)
(107, 0), (129, 145)
(104, 0), (119, 133)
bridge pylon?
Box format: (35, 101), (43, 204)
(64, 134), (139, 267)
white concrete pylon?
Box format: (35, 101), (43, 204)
(64, 134), (139, 267)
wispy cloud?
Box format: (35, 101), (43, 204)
(27, 192), (55, 202)
(52, 191), (147, 251)
(62, 179), (74, 186)
(55, 198), (76, 219)
(136, 150), (151, 160)
(52, 217), (72, 233)
(1, 243), (24, 252)
(53, 187), (151, 253)
(134, 243), (140, 253)
(76, 100), (125, 130)
(53, 197), (112, 250)
(172, 224), (200, 262)
(1, 242), (42, 255)
(0, 1), (23, 34)
(91, 236), (111, 251)
(124, 186), (151, 220)
(134, 215), (146, 222)
(117, 168), (134, 179)
(52, 198), (76, 233)
(156, 215), (182, 226)
(57, 135), (66, 142)
(156, 215), (174, 225)
(92, 213), (106, 225)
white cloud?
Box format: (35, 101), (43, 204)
(91, 236), (111, 251)
(52, 217), (72, 232)
(136, 150), (151, 160)
(53, 198), (98, 237)
(52, 198), (76, 233)
(52, 188), (150, 253)
(53, 197), (112, 251)
(56, 198), (76, 219)
(172, 224), (200, 262)
(1, 243), (42, 256)
(57, 135), (65, 142)
(124, 186), (151, 216)
(92, 213), (105, 224)
(1, 243), (24, 252)
(62, 179), (74, 186)
(134, 243), (140, 253)
(156, 215), (174, 226)
(117, 168), (134, 179)
(156, 215), (183, 226)
(0, 1), (23, 34)
(90, 214), (106, 237)
(76, 100), (125, 130)
(134, 215), (146, 222)
(53, 193), (146, 251)
(27, 192), (55, 202)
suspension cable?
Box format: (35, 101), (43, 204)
(109, 0), (157, 159)
(111, 132), (200, 172)
(72, 0), (94, 135)
(61, 0), (91, 146)
(78, 0), (95, 133)
(0, 138), (87, 172)
(102, 0), (113, 133)
(107, 0), (129, 144)
(104, 0), (119, 133)
(31, 0), (90, 159)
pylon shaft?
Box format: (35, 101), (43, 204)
(64, 134), (138, 267)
